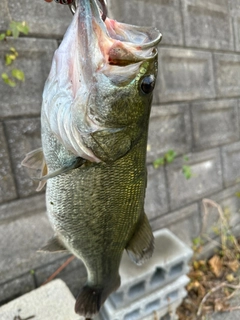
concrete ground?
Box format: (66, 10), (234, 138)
(210, 293), (240, 320)
(0, 279), (83, 320)
(0, 278), (239, 320)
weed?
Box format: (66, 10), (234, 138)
(1, 21), (29, 87)
(177, 199), (240, 320)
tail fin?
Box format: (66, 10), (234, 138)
(75, 277), (120, 317)
(75, 286), (102, 317)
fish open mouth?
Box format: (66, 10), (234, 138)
(72, 0), (162, 71)
(104, 19), (161, 66)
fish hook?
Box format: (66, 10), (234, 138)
(68, 0), (77, 14)
(68, 0), (108, 21)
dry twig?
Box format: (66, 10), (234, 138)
(42, 255), (75, 286)
(197, 282), (240, 316)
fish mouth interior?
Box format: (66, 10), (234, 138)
(103, 18), (162, 66)
(105, 18), (162, 49)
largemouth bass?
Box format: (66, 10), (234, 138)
(22, 0), (161, 317)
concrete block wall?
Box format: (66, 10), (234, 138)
(1, 0), (240, 306)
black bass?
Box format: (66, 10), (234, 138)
(22, 0), (161, 317)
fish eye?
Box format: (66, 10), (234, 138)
(54, 0), (60, 3)
(140, 75), (155, 94)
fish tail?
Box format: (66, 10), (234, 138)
(75, 277), (120, 317)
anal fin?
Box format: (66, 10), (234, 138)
(38, 235), (68, 253)
(126, 213), (154, 266)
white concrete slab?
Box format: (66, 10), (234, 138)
(0, 279), (84, 320)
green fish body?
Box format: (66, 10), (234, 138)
(22, 0), (161, 317)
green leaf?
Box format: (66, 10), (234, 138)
(17, 22), (29, 35)
(9, 21), (20, 38)
(1, 73), (8, 80)
(9, 21), (29, 38)
(182, 165), (192, 179)
(165, 150), (176, 163)
(6, 29), (12, 36)
(12, 69), (25, 81)
(10, 47), (18, 56)
(153, 157), (164, 169)
(1, 73), (16, 87)
(5, 54), (13, 66)
(0, 33), (6, 41)
(193, 237), (202, 246)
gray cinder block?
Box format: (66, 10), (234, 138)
(100, 275), (189, 320)
(147, 104), (191, 164)
(231, 2), (240, 52)
(156, 48), (215, 103)
(0, 273), (35, 305)
(0, 194), (45, 221)
(0, 211), (67, 287)
(233, 16), (240, 52)
(0, 123), (17, 203)
(0, 38), (57, 118)
(150, 203), (201, 248)
(5, 118), (41, 197)
(0, 1), (71, 38)
(221, 141), (240, 187)
(138, 296), (182, 320)
(108, 229), (192, 309)
(166, 149), (223, 210)
(182, 0), (234, 50)
(145, 165), (169, 220)
(214, 53), (240, 98)
(108, 0), (183, 46)
(191, 99), (239, 150)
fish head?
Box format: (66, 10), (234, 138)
(43, 0), (161, 162)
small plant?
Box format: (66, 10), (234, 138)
(177, 199), (240, 320)
(1, 21), (29, 87)
(182, 165), (192, 180)
(153, 150), (176, 169)
(153, 151), (193, 180)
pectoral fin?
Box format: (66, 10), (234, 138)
(33, 157), (86, 182)
(126, 213), (154, 265)
(38, 235), (68, 253)
(22, 149), (86, 190)
(21, 148), (48, 191)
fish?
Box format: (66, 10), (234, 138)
(22, 0), (161, 317)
